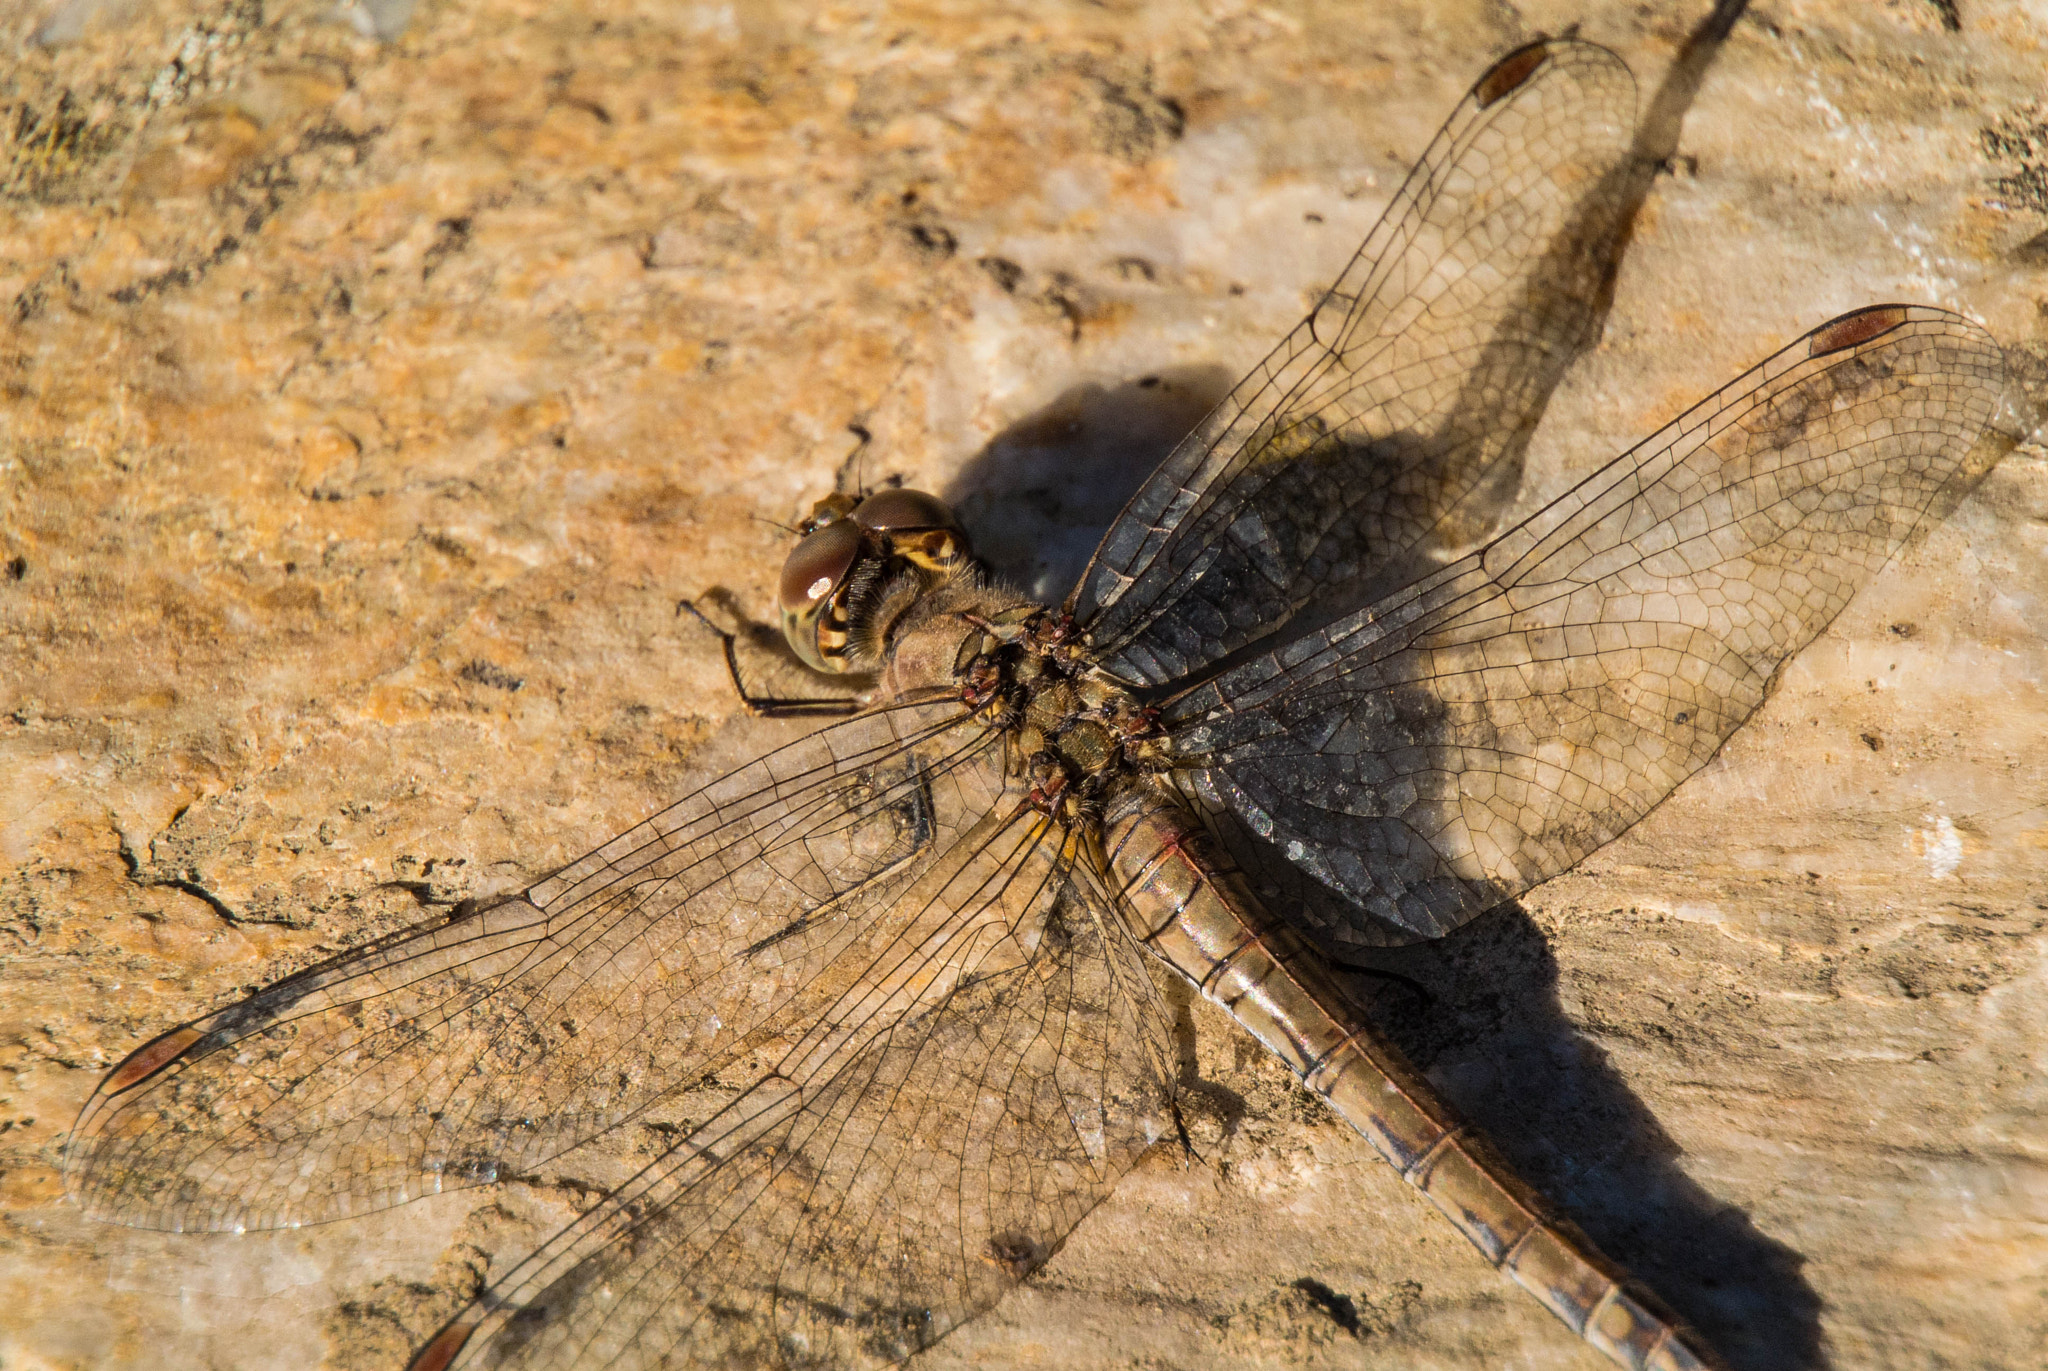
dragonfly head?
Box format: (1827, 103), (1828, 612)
(778, 488), (974, 673)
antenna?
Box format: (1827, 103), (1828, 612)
(851, 422), (873, 497)
(839, 421), (873, 498)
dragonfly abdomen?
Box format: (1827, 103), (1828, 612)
(1101, 789), (1725, 1371)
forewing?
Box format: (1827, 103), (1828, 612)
(1071, 39), (1638, 685)
(66, 696), (1006, 1233)
(414, 827), (1177, 1371)
(1168, 307), (2020, 946)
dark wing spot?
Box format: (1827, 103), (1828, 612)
(1477, 43), (1550, 108)
(103, 1026), (206, 1094)
(1808, 306), (1908, 357)
(405, 1317), (482, 1371)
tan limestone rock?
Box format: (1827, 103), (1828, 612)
(2, 2), (2044, 1368)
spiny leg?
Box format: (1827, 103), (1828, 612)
(679, 595), (865, 717)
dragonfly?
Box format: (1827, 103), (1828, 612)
(65, 38), (2031, 1371)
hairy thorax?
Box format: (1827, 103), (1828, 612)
(877, 573), (1173, 824)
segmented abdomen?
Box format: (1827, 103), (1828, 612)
(1102, 789), (1724, 1371)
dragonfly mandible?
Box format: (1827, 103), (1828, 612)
(65, 38), (2031, 1371)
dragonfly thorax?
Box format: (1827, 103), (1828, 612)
(954, 608), (1169, 820)
(778, 488), (974, 673)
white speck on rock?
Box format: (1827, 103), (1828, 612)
(1922, 814), (1963, 880)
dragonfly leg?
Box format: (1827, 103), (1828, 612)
(678, 594), (865, 717)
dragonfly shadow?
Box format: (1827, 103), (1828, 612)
(942, 365), (1235, 603)
(1358, 901), (1828, 1371)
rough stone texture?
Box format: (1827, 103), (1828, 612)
(1, 2), (2044, 1369)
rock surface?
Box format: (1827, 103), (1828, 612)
(2, 1), (2045, 1369)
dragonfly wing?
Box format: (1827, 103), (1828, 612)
(416, 830), (1177, 1371)
(1072, 39), (1638, 685)
(1167, 307), (2020, 946)
(65, 695), (1011, 1233)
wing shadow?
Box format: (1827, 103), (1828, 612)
(943, 365), (1234, 603)
(1244, 0), (1761, 655)
(1354, 901), (1828, 1371)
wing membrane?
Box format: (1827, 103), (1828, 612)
(1072, 39), (1638, 684)
(1169, 307), (2018, 946)
(65, 696), (1007, 1232)
(420, 829), (1176, 1371)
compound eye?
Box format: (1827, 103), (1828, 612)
(850, 488), (959, 533)
(778, 519), (862, 618)
(778, 519), (864, 673)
